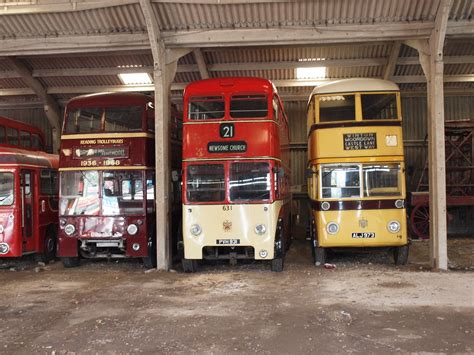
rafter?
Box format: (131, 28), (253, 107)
(193, 48), (209, 79)
(4, 57), (61, 151)
(384, 41), (401, 80)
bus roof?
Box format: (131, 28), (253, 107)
(184, 77), (278, 96)
(0, 146), (58, 168)
(66, 92), (152, 108)
(310, 78), (400, 97)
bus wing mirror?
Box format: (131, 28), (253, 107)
(272, 166), (285, 177)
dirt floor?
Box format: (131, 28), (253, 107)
(0, 238), (473, 354)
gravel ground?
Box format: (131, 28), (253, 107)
(0, 238), (473, 354)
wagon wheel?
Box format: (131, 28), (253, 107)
(410, 205), (430, 240)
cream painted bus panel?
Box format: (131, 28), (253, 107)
(183, 201), (283, 260)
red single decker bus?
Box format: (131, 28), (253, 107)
(57, 93), (177, 268)
(0, 117), (58, 262)
(181, 77), (291, 272)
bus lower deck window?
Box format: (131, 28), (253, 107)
(229, 162), (271, 202)
(321, 165), (360, 198)
(186, 164), (225, 202)
(0, 172), (14, 206)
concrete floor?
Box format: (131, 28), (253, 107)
(0, 239), (473, 354)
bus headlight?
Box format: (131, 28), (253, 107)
(387, 220), (401, 233)
(190, 224), (202, 236)
(321, 201), (330, 211)
(64, 224), (75, 236)
(255, 224), (266, 235)
(127, 224), (138, 235)
(395, 199), (404, 209)
(326, 222), (339, 235)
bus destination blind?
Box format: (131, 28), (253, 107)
(343, 133), (377, 150)
(208, 141), (247, 153)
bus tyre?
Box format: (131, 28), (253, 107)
(393, 245), (409, 265)
(35, 229), (56, 264)
(314, 247), (326, 266)
(271, 257), (284, 272)
(182, 259), (198, 273)
(62, 257), (80, 268)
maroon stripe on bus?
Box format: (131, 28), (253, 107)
(308, 121), (401, 137)
(309, 199), (404, 211)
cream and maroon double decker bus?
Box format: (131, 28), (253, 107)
(0, 116), (59, 262)
(181, 77), (291, 272)
(58, 93), (174, 268)
(307, 78), (409, 265)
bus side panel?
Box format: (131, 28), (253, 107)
(58, 230), (78, 257)
(0, 209), (22, 257)
(313, 209), (407, 247)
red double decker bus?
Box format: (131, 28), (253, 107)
(57, 93), (181, 268)
(181, 77), (291, 272)
(0, 117), (58, 262)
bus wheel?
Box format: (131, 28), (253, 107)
(61, 257), (80, 268)
(182, 259), (198, 273)
(271, 257), (284, 272)
(35, 229), (56, 264)
(393, 245), (409, 265)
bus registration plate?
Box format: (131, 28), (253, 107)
(351, 232), (375, 239)
(216, 239), (240, 245)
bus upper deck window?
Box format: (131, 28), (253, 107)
(362, 93), (398, 120)
(31, 133), (43, 150)
(189, 96), (225, 120)
(20, 130), (31, 148)
(65, 108), (102, 133)
(319, 95), (356, 123)
(105, 106), (143, 132)
(230, 95), (268, 119)
(6, 127), (18, 146)
(0, 125), (5, 144)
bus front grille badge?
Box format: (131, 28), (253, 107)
(223, 220), (232, 232)
(359, 219), (368, 229)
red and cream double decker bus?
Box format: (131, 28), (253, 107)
(0, 117), (59, 262)
(181, 77), (291, 272)
(57, 93), (181, 268)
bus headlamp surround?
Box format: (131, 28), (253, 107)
(326, 222), (339, 235)
(64, 224), (75, 236)
(127, 224), (138, 235)
(255, 224), (266, 235)
(387, 220), (401, 233)
(190, 224), (202, 236)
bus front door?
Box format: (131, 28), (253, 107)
(21, 170), (35, 253)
